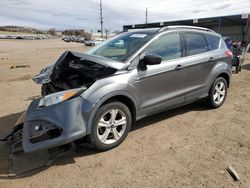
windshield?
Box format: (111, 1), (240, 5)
(87, 32), (155, 62)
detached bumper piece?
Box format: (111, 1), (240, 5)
(8, 144), (76, 177)
(0, 111), (82, 177)
(1, 125), (75, 177)
(1, 95), (91, 176)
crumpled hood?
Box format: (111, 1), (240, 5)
(33, 51), (124, 84)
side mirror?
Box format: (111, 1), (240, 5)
(142, 55), (162, 65)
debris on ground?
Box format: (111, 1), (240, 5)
(3, 126), (77, 177)
(8, 146), (76, 177)
(10, 65), (30, 69)
(227, 165), (240, 181)
(0, 57), (8, 61)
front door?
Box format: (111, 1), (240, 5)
(132, 33), (187, 116)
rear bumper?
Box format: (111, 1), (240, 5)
(22, 96), (94, 153)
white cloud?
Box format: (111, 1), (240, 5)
(0, 0), (250, 31)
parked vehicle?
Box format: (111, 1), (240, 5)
(223, 36), (233, 49)
(2, 26), (232, 153)
(62, 36), (71, 42)
(62, 35), (85, 43)
(93, 38), (105, 45)
(85, 38), (105, 46)
(84, 39), (95, 46)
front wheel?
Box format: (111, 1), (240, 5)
(207, 77), (228, 108)
(90, 101), (132, 151)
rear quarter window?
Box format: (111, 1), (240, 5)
(185, 33), (208, 56)
(206, 35), (220, 50)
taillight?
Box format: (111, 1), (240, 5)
(225, 50), (233, 59)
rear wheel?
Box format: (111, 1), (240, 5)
(207, 77), (228, 108)
(90, 101), (132, 151)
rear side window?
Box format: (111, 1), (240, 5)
(206, 35), (220, 50)
(185, 33), (208, 56)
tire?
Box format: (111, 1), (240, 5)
(207, 77), (228, 108)
(90, 101), (132, 151)
(236, 66), (239, 73)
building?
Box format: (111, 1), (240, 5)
(123, 14), (250, 43)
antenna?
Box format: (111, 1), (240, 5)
(146, 7), (148, 27)
(100, 0), (104, 38)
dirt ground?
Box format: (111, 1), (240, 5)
(0, 39), (250, 188)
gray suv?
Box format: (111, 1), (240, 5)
(3, 26), (232, 152)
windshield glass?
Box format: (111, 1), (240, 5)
(87, 32), (155, 62)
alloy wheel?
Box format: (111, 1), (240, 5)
(213, 81), (226, 105)
(97, 109), (127, 144)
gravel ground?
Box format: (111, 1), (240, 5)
(0, 39), (250, 188)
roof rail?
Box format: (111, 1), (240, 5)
(157, 25), (215, 33)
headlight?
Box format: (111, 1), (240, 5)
(38, 89), (83, 107)
(58, 91), (80, 102)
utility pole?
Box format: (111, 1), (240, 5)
(146, 7), (148, 27)
(100, 0), (104, 38)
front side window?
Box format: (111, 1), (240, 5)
(144, 33), (182, 61)
(185, 33), (208, 56)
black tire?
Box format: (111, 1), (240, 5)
(207, 77), (228, 108)
(90, 101), (132, 151)
(239, 66), (242, 72)
(236, 66), (239, 73)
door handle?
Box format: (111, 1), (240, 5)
(209, 57), (214, 63)
(175, 64), (183, 71)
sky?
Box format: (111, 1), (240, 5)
(0, 0), (250, 32)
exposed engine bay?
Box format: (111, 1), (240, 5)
(33, 51), (119, 96)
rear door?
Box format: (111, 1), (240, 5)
(183, 32), (218, 102)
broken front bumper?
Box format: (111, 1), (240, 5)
(20, 96), (93, 153)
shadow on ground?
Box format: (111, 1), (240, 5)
(0, 112), (24, 178)
(0, 102), (209, 179)
(242, 63), (250, 71)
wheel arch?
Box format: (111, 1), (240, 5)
(216, 72), (230, 88)
(86, 91), (137, 134)
(102, 95), (136, 122)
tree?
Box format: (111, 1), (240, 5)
(48, 28), (57, 36)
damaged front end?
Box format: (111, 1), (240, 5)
(0, 51), (124, 175)
(34, 51), (121, 96)
(3, 51), (122, 152)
